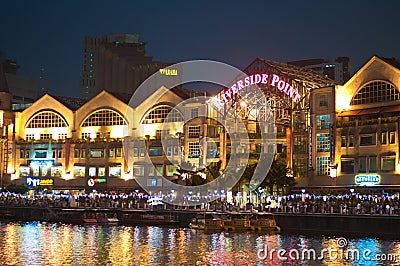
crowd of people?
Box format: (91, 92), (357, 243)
(0, 190), (399, 216)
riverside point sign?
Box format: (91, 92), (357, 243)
(211, 73), (301, 110)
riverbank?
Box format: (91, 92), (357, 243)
(1, 206), (400, 237)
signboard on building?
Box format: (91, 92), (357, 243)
(87, 178), (107, 187)
(308, 125), (313, 168)
(329, 124), (335, 166)
(355, 174), (380, 186)
(26, 177), (54, 187)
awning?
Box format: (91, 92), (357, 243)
(338, 104), (400, 116)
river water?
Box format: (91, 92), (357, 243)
(0, 222), (399, 265)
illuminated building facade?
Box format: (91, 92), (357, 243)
(4, 55), (400, 192)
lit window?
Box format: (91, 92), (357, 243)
(142, 105), (183, 124)
(89, 167), (96, 177)
(73, 166), (85, 177)
(27, 111), (68, 128)
(109, 166), (121, 177)
(90, 149), (104, 158)
(351, 80), (400, 105)
(82, 109), (127, 127)
(58, 133), (67, 140)
(381, 156), (395, 171)
(316, 115), (330, 130)
(166, 165), (178, 176)
(134, 165), (144, 176)
(389, 132), (396, 144)
(149, 147), (162, 156)
(188, 126), (201, 138)
(316, 133), (330, 152)
(51, 166), (62, 177)
(317, 156), (330, 176)
(40, 134), (53, 140)
(188, 142), (200, 158)
(109, 148), (115, 158)
(98, 167), (106, 177)
(116, 148), (122, 157)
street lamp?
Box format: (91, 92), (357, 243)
(350, 188), (355, 214)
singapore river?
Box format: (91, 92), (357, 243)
(0, 222), (399, 265)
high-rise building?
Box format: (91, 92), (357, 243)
(0, 51), (39, 111)
(79, 34), (171, 99)
(288, 57), (350, 84)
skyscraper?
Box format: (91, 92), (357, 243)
(79, 34), (171, 99)
(287, 57), (350, 84)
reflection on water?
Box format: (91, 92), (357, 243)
(0, 222), (399, 265)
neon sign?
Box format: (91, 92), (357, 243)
(26, 177), (54, 187)
(211, 73), (301, 109)
(355, 174), (380, 186)
(87, 178), (107, 187)
(159, 68), (178, 76)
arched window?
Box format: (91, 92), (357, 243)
(26, 111), (68, 128)
(142, 105), (183, 124)
(351, 80), (400, 105)
(81, 109), (127, 127)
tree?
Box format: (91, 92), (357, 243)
(261, 154), (296, 195)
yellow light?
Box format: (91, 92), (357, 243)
(123, 172), (132, 181)
(10, 173), (16, 180)
(330, 168), (337, 178)
(64, 172), (72, 180)
(336, 93), (351, 111)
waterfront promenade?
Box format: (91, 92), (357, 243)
(1, 191), (400, 236)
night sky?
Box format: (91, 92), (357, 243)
(1, 0), (400, 97)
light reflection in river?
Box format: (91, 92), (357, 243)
(0, 222), (398, 265)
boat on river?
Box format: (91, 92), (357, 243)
(48, 208), (119, 225)
(189, 212), (225, 231)
(121, 210), (180, 226)
(190, 211), (280, 232)
(249, 212), (280, 232)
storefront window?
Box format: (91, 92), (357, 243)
(134, 165), (144, 177)
(90, 149), (104, 158)
(109, 166), (121, 177)
(316, 156), (330, 176)
(73, 166), (85, 177)
(89, 167), (96, 177)
(381, 156), (395, 171)
(51, 166), (62, 177)
(19, 166), (30, 177)
(98, 167), (106, 177)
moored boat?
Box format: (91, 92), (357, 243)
(223, 212), (250, 231)
(189, 212), (225, 231)
(249, 212), (280, 232)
